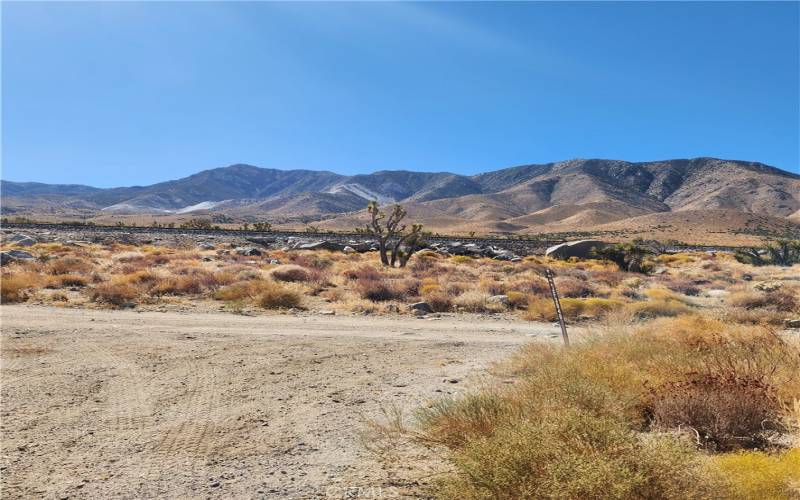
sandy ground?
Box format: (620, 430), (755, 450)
(0, 305), (569, 499)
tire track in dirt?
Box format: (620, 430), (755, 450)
(1, 305), (558, 498)
(79, 338), (155, 435)
(153, 353), (220, 459)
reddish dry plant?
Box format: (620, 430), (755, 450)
(355, 278), (401, 301)
(269, 265), (312, 283)
(648, 329), (799, 451)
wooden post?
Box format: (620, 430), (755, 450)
(545, 268), (569, 347)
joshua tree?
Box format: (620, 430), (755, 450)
(735, 240), (800, 266)
(364, 201), (425, 267)
(180, 218), (214, 230)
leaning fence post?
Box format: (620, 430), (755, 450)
(545, 268), (569, 347)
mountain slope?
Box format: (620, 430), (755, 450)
(3, 158), (798, 238)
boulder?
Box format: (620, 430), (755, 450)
(245, 236), (276, 247)
(784, 319), (800, 329)
(545, 240), (608, 260)
(235, 247), (262, 256)
(297, 240), (346, 251)
(342, 246), (356, 254)
(487, 295), (509, 305)
(491, 250), (517, 261)
(754, 281), (782, 292)
(0, 250), (36, 265)
(197, 242), (215, 250)
(408, 301), (433, 314)
(6, 234), (36, 247)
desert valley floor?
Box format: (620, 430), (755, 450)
(0, 305), (570, 498)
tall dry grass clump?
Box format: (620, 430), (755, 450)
(1, 272), (42, 303)
(269, 264), (312, 283)
(89, 280), (140, 306)
(214, 280), (275, 302)
(453, 291), (506, 313)
(355, 277), (401, 302)
(409, 316), (800, 498)
(256, 282), (302, 309)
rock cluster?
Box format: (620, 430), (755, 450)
(426, 241), (520, 261)
(0, 249), (35, 265)
(240, 236), (523, 261)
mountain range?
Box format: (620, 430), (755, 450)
(3, 157), (799, 242)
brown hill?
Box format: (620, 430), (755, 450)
(3, 157), (798, 244)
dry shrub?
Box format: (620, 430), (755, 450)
(724, 307), (788, 326)
(626, 293), (691, 319)
(658, 254), (696, 265)
(420, 283), (442, 295)
(508, 276), (549, 296)
(451, 255), (474, 264)
(506, 291), (530, 309)
(342, 265), (382, 281)
(647, 327), (799, 450)
(525, 297), (624, 321)
(270, 264), (312, 283)
(235, 269), (262, 281)
(709, 448), (800, 500)
(214, 280), (273, 301)
(589, 270), (627, 287)
(409, 251), (440, 275)
(649, 375), (781, 451)
(410, 318), (799, 499)
(553, 276), (595, 298)
(662, 279), (701, 296)
(1, 272), (41, 303)
(45, 257), (92, 275)
(423, 406), (712, 500)
(89, 281), (139, 306)
(453, 291), (505, 313)
(256, 283), (302, 309)
(141, 268), (233, 296)
(288, 253), (332, 270)
(425, 293), (453, 312)
(525, 296), (557, 321)
(112, 251), (145, 263)
(729, 289), (798, 313)
(119, 270), (161, 285)
(149, 276), (204, 296)
(397, 278), (420, 297)
(479, 278), (505, 296)
(52, 274), (87, 288)
(444, 282), (469, 297)
(356, 278), (400, 302)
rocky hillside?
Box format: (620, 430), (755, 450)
(3, 158), (799, 237)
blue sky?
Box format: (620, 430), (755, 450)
(2, 1), (798, 187)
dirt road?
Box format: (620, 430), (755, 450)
(0, 306), (565, 499)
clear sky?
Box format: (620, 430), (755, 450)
(2, 1), (798, 187)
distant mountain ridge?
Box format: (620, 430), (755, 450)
(3, 158), (799, 236)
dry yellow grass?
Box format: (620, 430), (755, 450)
(1, 272), (42, 303)
(2, 241), (789, 327)
(256, 282), (303, 309)
(406, 316), (800, 499)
